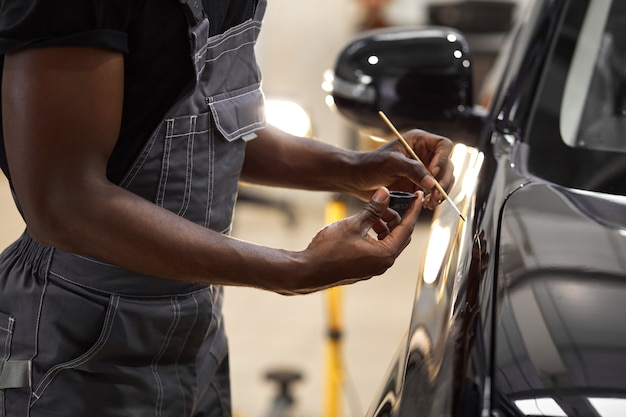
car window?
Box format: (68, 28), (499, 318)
(561, 0), (626, 153)
(525, 0), (626, 196)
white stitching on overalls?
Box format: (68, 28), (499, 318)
(208, 86), (264, 140)
(207, 293), (223, 363)
(122, 3), (264, 193)
(0, 320), (13, 335)
(174, 294), (199, 416)
(0, 313), (15, 417)
(204, 125), (215, 228)
(48, 270), (208, 298)
(28, 248), (54, 404)
(218, 120), (265, 142)
(205, 40), (257, 64)
(1, 317), (14, 367)
(157, 119), (175, 208)
(152, 297), (181, 417)
(206, 20), (260, 48)
(119, 125), (160, 188)
(0, 317), (14, 417)
(208, 86), (259, 104)
(48, 271), (115, 296)
(30, 295), (120, 405)
(177, 115), (196, 217)
(120, 5), (264, 232)
(167, 128), (209, 139)
(193, 32), (208, 76)
(194, 42), (209, 64)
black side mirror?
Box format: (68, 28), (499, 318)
(329, 26), (484, 144)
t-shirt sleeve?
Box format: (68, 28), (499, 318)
(0, 0), (132, 54)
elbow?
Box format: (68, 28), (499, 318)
(22, 198), (76, 249)
(18, 187), (93, 252)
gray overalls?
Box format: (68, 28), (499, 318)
(0, 0), (267, 415)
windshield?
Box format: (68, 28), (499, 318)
(526, 0), (626, 196)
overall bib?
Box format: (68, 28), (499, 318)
(0, 1), (267, 415)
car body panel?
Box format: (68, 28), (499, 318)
(495, 153), (626, 415)
(327, 0), (626, 416)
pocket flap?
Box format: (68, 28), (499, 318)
(208, 85), (266, 142)
(0, 360), (31, 389)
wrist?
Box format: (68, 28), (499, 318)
(257, 248), (316, 295)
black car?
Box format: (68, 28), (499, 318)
(327, 0), (626, 416)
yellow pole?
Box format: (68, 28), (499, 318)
(323, 195), (348, 417)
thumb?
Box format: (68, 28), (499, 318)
(357, 187), (390, 231)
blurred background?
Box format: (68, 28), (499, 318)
(0, 1), (526, 417)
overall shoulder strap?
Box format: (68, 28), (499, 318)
(178, 0), (206, 26)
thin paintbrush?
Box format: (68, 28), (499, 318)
(378, 111), (466, 221)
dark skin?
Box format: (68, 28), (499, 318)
(2, 46), (454, 295)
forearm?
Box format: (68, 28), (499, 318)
(241, 125), (362, 194)
(243, 125), (456, 204)
(29, 178), (308, 291)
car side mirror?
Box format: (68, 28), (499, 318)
(328, 27), (485, 145)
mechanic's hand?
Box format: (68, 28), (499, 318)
(351, 129), (454, 211)
(286, 187), (423, 295)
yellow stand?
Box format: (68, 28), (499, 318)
(323, 194), (348, 417)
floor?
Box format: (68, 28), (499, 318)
(0, 175), (430, 417)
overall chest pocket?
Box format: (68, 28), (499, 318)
(122, 85), (264, 231)
(155, 108), (249, 231)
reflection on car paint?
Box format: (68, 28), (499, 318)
(327, 0), (626, 415)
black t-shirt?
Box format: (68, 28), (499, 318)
(0, 0), (258, 185)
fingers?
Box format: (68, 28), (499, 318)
(423, 168), (455, 210)
(372, 207), (402, 240)
(360, 188), (422, 244)
(430, 154), (455, 196)
(422, 192), (440, 210)
(297, 188), (421, 294)
(398, 129), (455, 208)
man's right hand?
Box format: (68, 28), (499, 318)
(279, 187), (423, 295)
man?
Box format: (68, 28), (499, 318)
(0, 0), (454, 416)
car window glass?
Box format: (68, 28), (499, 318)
(526, 0), (626, 196)
(561, 0), (626, 152)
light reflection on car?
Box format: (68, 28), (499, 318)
(326, 0), (626, 416)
